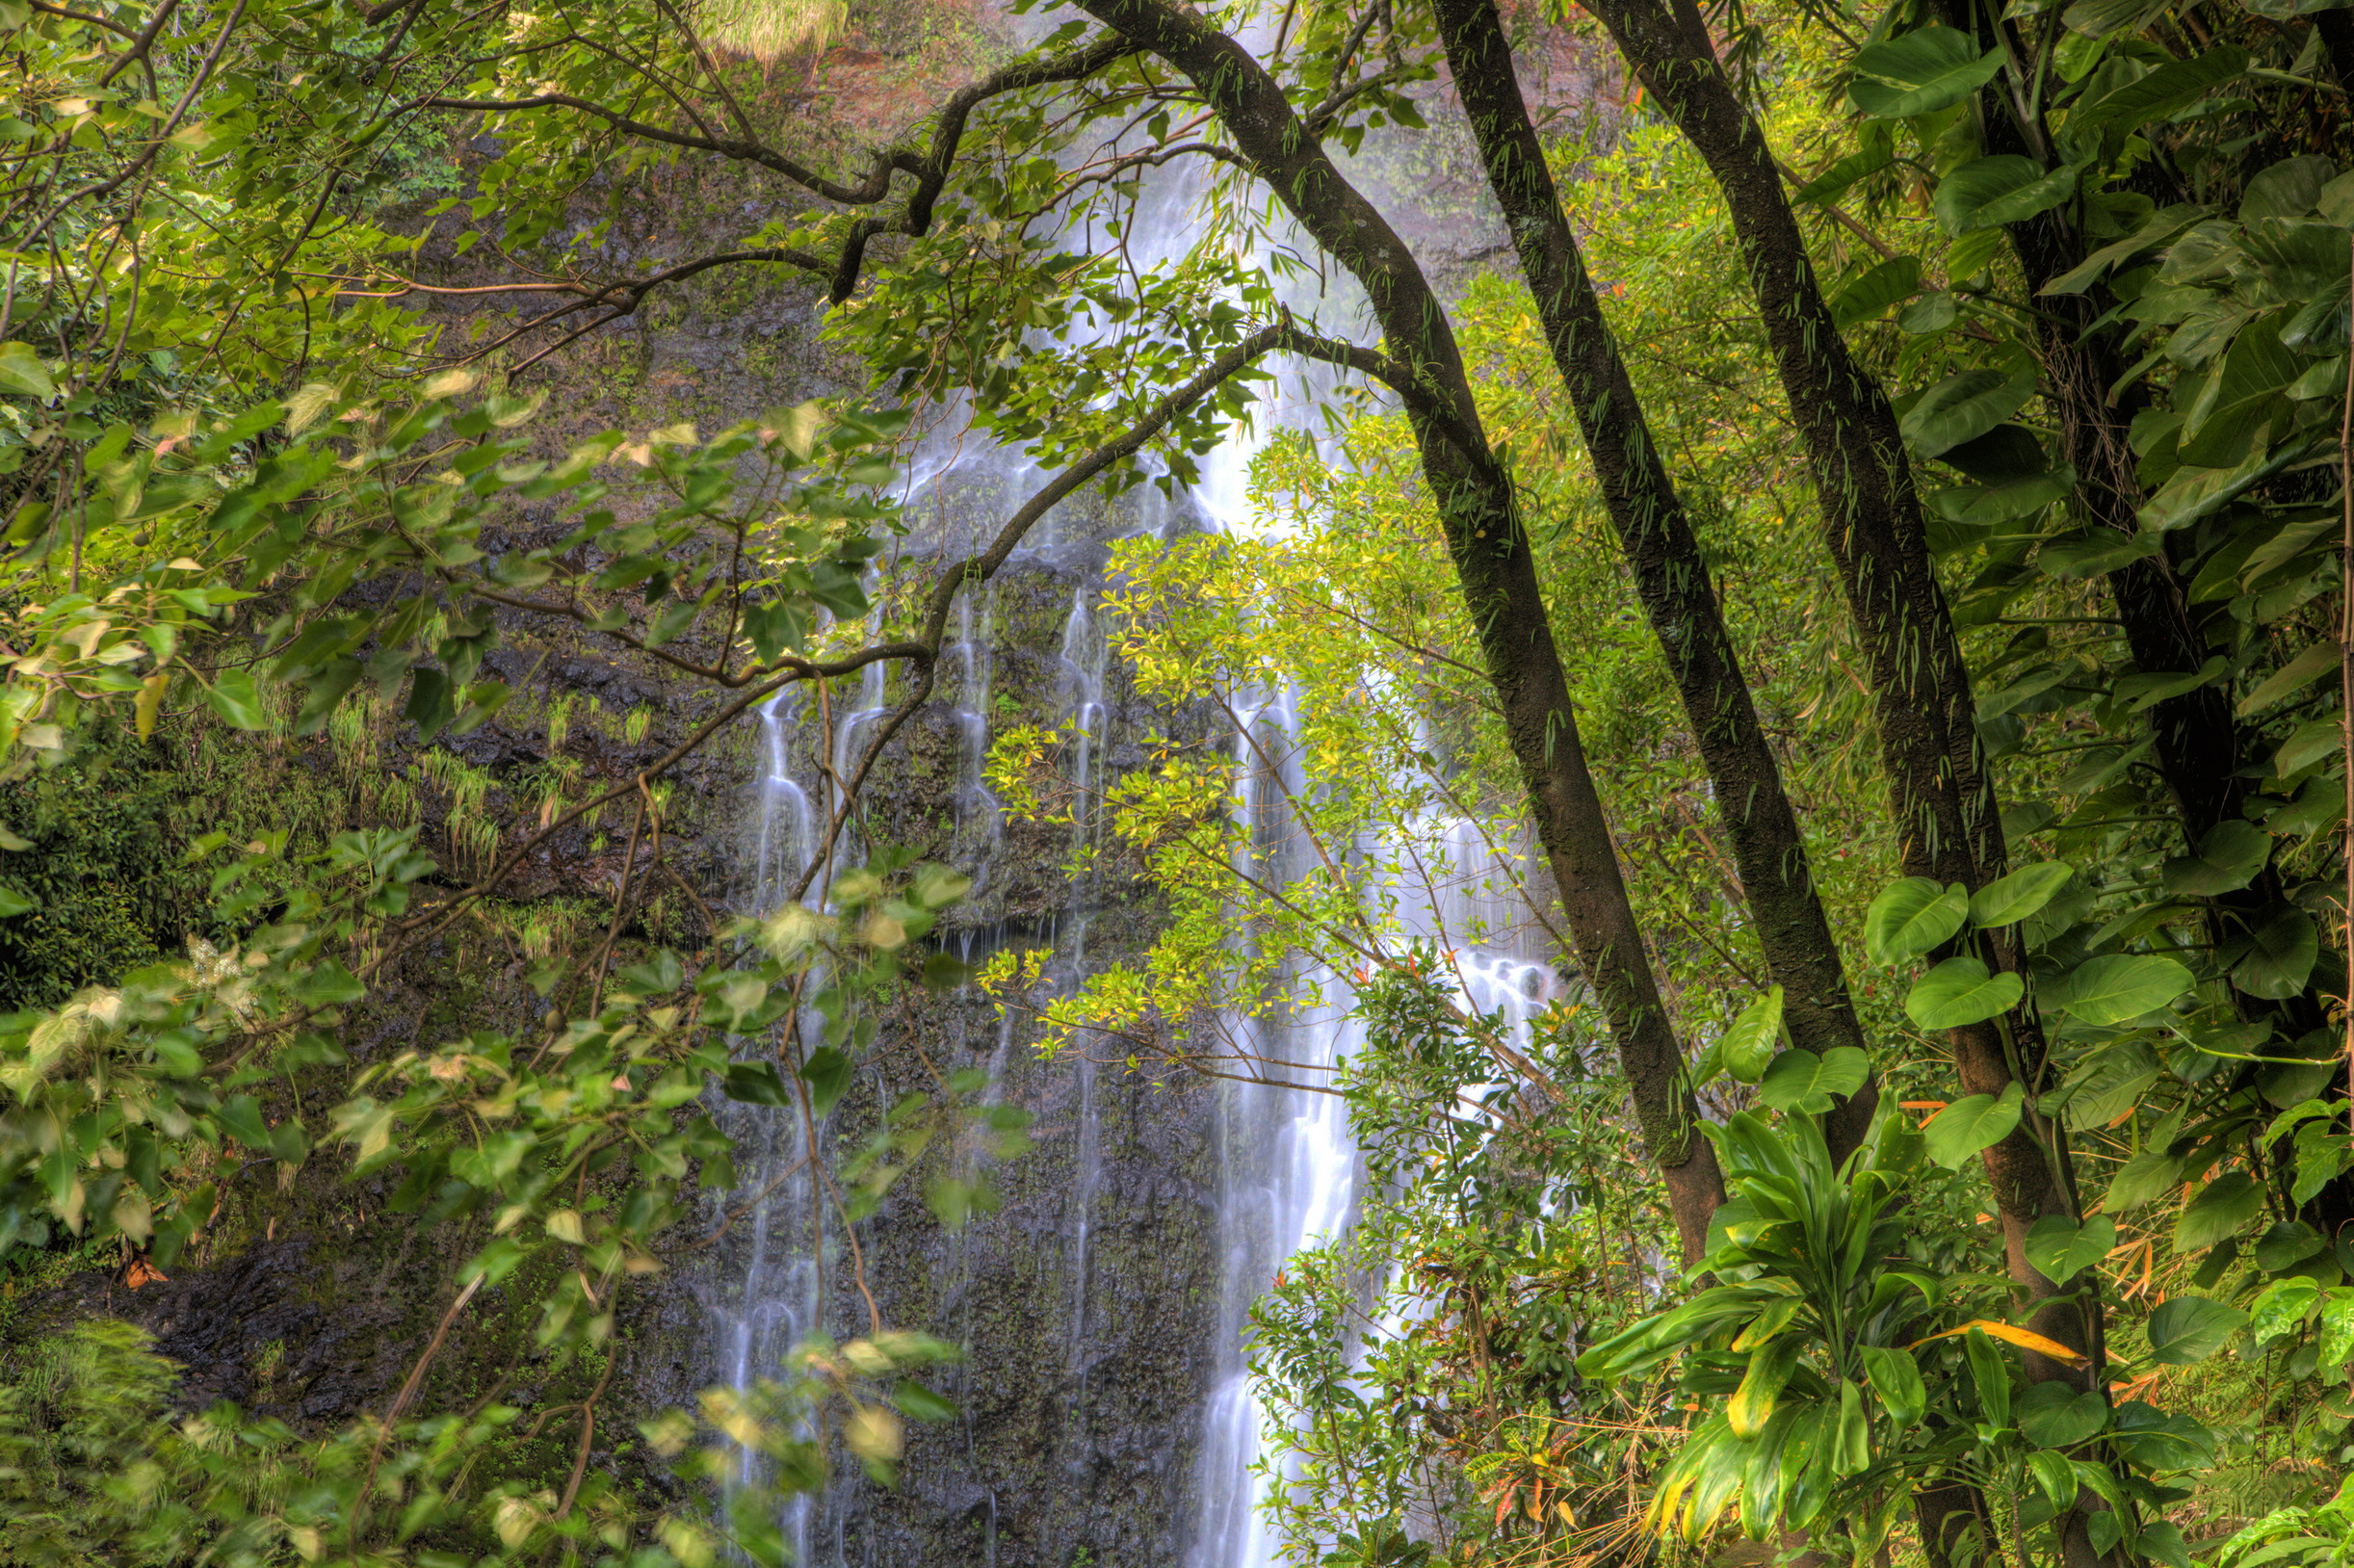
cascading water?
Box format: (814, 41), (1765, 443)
(701, 65), (1535, 1560)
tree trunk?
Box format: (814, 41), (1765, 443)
(1428, 0), (1876, 1162)
(1065, 0), (1728, 1260)
(1568, 3), (2118, 1559)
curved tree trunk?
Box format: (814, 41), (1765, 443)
(1427, 0), (1877, 1162)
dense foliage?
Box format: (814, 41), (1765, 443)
(2, 0), (2351, 1560)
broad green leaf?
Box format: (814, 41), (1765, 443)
(2237, 640), (2339, 717)
(2026, 1214), (2117, 1281)
(1969, 863), (2074, 928)
(203, 668), (268, 730)
(1729, 1338), (1802, 1438)
(1934, 156), (2079, 235)
(2172, 1171), (2265, 1253)
(2069, 47), (2247, 137)
(2321, 1290), (2354, 1372)
(215, 1094), (274, 1150)
(2249, 1276), (2321, 1343)
(2027, 1450), (2078, 1509)
(0, 341), (56, 399)
(2271, 717), (2342, 779)
(1927, 467), (2075, 525)
(1904, 957), (2024, 1029)
(2253, 1220), (2327, 1272)
(2235, 906), (2319, 1000)
(0, 881), (31, 918)
(1719, 985), (1784, 1084)
(2108, 1149), (2184, 1210)
(1900, 368), (2038, 457)
(1831, 255), (1923, 327)
(1922, 1083), (2025, 1168)
(2160, 819), (2271, 896)
(1755, 1046), (1870, 1113)
(801, 1045), (853, 1114)
(2048, 954), (2193, 1024)
(2017, 1380), (2110, 1449)
(1833, 1379), (1870, 1477)
(1859, 1344), (1925, 1424)
(1865, 876), (1969, 964)
(2146, 1294), (2248, 1364)
(2240, 154), (2338, 221)
(1846, 27), (2006, 118)
(722, 1062), (794, 1106)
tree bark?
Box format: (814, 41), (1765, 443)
(1567, 4), (2115, 1558)
(1428, 0), (1876, 1162)
(1063, 0), (1728, 1260)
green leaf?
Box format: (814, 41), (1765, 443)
(2271, 717), (2342, 779)
(2017, 1380), (2110, 1449)
(1969, 863), (2075, 928)
(1866, 877), (1970, 964)
(215, 1094), (274, 1151)
(1831, 255), (1923, 327)
(2249, 1276), (2320, 1343)
(2321, 1290), (2354, 1372)
(2172, 1171), (2265, 1254)
(722, 1061), (794, 1107)
(2027, 1450), (2078, 1509)
(203, 668), (268, 730)
(1934, 157), (2079, 235)
(1923, 1083), (2026, 1168)
(2027, 1214), (2117, 1281)
(2108, 1149), (2184, 1210)
(1928, 467), (2076, 526)
(2146, 1294), (2248, 1364)
(2237, 641), (2339, 718)
(2240, 154), (2337, 221)
(1859, 1345), (1926, 1424)
(2160, 819), (2271, 897)
(1905, 957), (2025, 1029)
(1847, 27), (2007, 117)
(2234, 906), (2318, 1001)
(2048, 954), (2194, 1024)
(0, 881), (31, 918)
(1719, 985), (1785, 1084)
(1754, 1047), (1870, 1114)
(2069, 48), (2247, 137)
(1900, 368), (2038, 457)
(801, 1046), (853, 1114)
(1729, 1337), (1802, 1437)
(0, 342), (56, 400)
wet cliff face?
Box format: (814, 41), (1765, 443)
(689, 490), (1233, 1565)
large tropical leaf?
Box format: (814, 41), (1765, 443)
(1865, 876), (1969, 963)
(1922, 1083), (2025, 1167)
(1846, 27), (2006, 118)
(1905, 957), (2024, 1028)
(2146, 1294), (2249, 1364)
(1969, 862), (2075, 928)
(1933, 156), (2079, 234)
(2046, 954), (2193, 1024)
(1755, 1047), (1870, 1114)
(1900, 368), (2038, 457)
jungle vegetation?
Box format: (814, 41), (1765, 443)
(1, 0), (2351, 1561)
